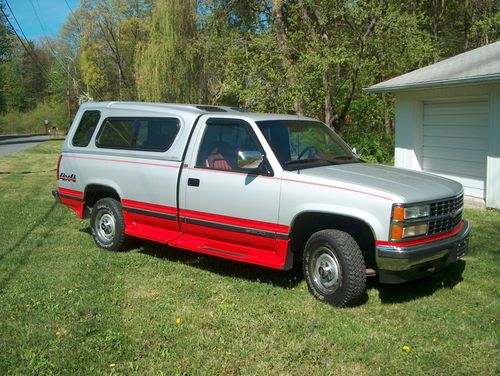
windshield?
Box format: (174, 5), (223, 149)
(256, 120), (359, 170)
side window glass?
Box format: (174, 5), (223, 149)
(95, 117), (180, 151)
(196, 120), (262, 172)
(72, 110), (101, 147)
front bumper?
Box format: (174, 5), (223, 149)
(376, 220), (471, 283)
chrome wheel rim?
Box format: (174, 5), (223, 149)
(310, 246), (341, 294)
(96, 211), (115, 242)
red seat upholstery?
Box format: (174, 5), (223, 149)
(205, 147), (232, 170)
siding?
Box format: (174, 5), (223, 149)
(422, 99), (488, 198)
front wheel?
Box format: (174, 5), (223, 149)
(90, 198), (128, 251)
(303, 230), (366, 307)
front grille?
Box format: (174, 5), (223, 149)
(430, 194), (463, 216)
(428, 194), (464, 235)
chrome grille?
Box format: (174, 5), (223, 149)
(428, 194), (464, 235)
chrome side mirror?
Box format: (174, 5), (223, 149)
(237, 150), (264, 170)
(352, 147), (361, 159)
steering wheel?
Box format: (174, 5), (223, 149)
(298, 146), (319, 159)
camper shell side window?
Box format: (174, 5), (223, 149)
(95, 117), (180, 152)
(72, 110), (101, 147)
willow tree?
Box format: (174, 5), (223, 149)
(135, 0), (199, 103)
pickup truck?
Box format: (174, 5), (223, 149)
(53, 102), (471, 307)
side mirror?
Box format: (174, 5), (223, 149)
(237, 150), (264, 170)
(352, 147), (361, 159)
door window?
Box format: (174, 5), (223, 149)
(196, 119), (263, 172)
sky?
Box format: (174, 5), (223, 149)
(5, 0), (80, 41)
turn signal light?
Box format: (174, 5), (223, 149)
(393, 206), (405, 221)
(391, 224), (403, 240)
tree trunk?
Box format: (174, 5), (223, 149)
(324, 70), (334, 128)
(463, 0), (471, 50)
(272, 0), (304, 115)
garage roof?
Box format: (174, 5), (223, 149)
(366, 41), (500, 93)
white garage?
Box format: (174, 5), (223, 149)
(366, 41), (500, 209)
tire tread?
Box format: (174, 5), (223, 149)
(303, 229), (366, 307)
(90, 198), (128, 252)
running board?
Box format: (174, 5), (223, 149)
(168, 235), (285, 269)
(200, 246), (246, 258)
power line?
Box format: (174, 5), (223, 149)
(1, 1), (49, 78)
(3, 0), (86, 98)
(4, 0), (31, 42)
(27, 0), (77, 82)
(29, 0), (50, 37)
(64, 0), (83, 32)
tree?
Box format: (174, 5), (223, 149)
(75, 0), (152, 100)
(418, 0), (499, 57)
(135, 0), (199, 103)
(2, 40), (50, 112)
(0, 0), (13, 113)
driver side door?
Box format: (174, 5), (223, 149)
(177, 118), (287, 268)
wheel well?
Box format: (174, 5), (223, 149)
(289, 212), (376, 268)
(83, 185), (121, 218)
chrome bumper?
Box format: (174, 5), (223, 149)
(376, 220), (471, 283)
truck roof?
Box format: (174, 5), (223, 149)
(78, 101), (315, 122)
(68, 101), (319, 161)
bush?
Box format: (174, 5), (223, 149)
(342, 130), (394, 165)
(0, 101), (68, 135)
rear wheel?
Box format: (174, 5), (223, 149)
(303, 230), (366, 307)
(90, 198), (128, 251)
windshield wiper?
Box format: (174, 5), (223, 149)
(328, 155), (358, 161)
(284, 158), (335, 166)
(284, 155), (360, 166)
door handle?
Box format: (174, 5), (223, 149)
(188, 178), (200, 187)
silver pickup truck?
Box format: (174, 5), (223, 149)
(53, 102), (471, 307)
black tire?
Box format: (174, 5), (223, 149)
(303, 230), (366, 307)
(90, 198), (128, 252)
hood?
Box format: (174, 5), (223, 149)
(296, 163), (463, 203)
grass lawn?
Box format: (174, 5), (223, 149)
(0, 141), (498, 375)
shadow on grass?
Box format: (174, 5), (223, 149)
(78, 226), (466, 303)
(135, 239), (303, 290)
(0, 202), (64, 289)
(140, 240), (465, 303)
(78, 227), (302, 289)
(368, 260), (466, 304)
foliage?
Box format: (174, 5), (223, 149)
(0, 101), (67, 135)
(3, 41), (51, 112)
(76, 0), (152, 100)
(135, 0), (199, 102)
(0, 0), (498, 162)
(0, 142), (499, 374)
(0, 0), (12, 113)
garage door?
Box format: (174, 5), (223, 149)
(423, 98), (489, 199)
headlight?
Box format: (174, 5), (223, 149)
(391, 204), (431, 241)
(404, 205), (430, 219)
(402, 223), (428, 237)
(393, 204), (430, 221)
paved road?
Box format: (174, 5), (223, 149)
(0, 135), (52, 156)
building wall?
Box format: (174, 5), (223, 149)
(394, 83), (500, 209)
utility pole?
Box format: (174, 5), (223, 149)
(67, 60), (71, 127)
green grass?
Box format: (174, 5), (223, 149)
(0, 141), (499, 375)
